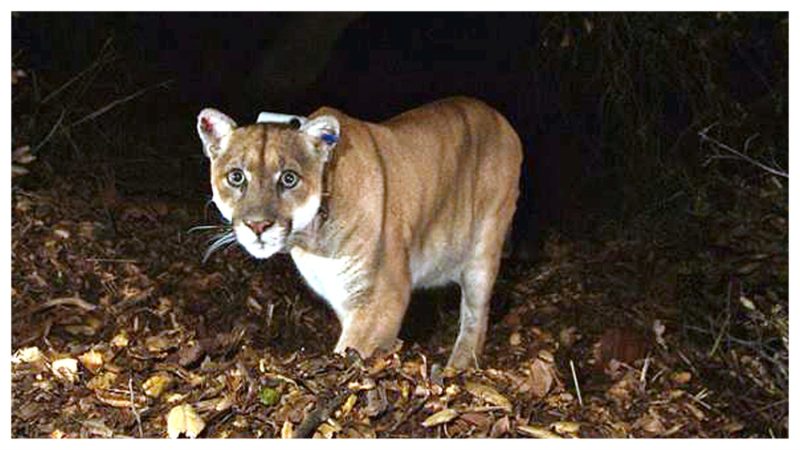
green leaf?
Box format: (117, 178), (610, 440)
(258, 387), (281, 407)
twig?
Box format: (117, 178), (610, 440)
(68, 80), (172, 128)
(387, 395), (427, 434)
(569, 359), (583, 407)
(676, 350), (699, 376)
(32, 108), (67, 153)
(31, 296), (98, 313)
(458, 405), (512, 413)
(691, 388), (713, 410)
(699, 124), (788, 179)
(741, 398), (788, 418)
(650, 367), (667, 384)
(236, 360), (257, 404)
(61, 127), (85, 159)
(86, 257), (139, 264)
(684, 324), (786, 368)
(640, 353), (651, 388)
(129, 376), (143, 438)
(708, 313), (730, 358)
(40, 36), (115, 105)
(292, 388), (350, 438)
(265, 302), (275, 331)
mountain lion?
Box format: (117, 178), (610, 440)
(197, 97), (522, 368)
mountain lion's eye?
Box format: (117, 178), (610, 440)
(279, 170), (299, 189)
(227, 169), (246, 187)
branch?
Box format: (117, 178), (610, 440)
(68, 80), (173, 129)
(32, 108), (67, 153)
(40, 36), (115, 105)
(699, 124), (788, 179)
(292, 388), (350, 438)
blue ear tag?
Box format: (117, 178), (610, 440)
(321, 133), (338, 145)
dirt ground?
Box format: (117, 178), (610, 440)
(11, 176), (781, 438)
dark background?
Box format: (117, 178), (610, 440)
(12, 12), (787, 255)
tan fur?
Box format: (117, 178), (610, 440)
(198, 97), (523, 368)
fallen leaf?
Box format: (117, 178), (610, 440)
(78, 349), (104, 373)
(166, 393), (188, 403)
(12, 346), (43, 364)
(739, 296), (756, 311)
(146, 333), (179, 353)
(465, 381), (512, 412)
(529, 359), (555, 398)
(143, 373), (174, 398)
(444, 384), (461, 399)
(51, 358), (79, 383)
(258, 387), (281, 407)
(111, 331), (130, 348)
(636, 412), (666, 435)
(87, 372), (117, 391)
(363, 386), (388, 417)
(490, 416), (511, 437)
(653, 320), (667, 347)
(318, 420), (341, 438)
(215, 396), (234, 412)
(81, 419), (114, 438)
(95, 390), (138, 408)
(594, 328), (650, 370)
(607, 373), (639, 406)
(559, 327), (579, 348)
(338, 393), (357, 417)
(167, 404), (205, 439)
(11, 69), (27, 85)
(460, 412), (491, 428)
(281, 420), (294, 439)
(671, 371), (692, 384)
(551, 421), (580, 434)
(684, 402), (706, 420)
(177, 340), (205, 367)
(422, 408), (459, 427)
(50, 429), (66, 439)
(518, 424), (561, 438)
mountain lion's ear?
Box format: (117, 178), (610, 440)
(300, 115), (340, 161)
(197, 108), (237, 158)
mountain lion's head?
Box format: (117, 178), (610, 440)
(197, 108), (340, 259)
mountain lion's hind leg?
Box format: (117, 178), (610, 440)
(448, 193), (516, 369)
(448, 260), (499, 369)
(447, 219), (507, 369)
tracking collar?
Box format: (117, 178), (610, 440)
(257, 110), (334, 226)
(256, 111), (308, 128)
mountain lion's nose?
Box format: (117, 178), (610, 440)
(245, 219), (273, 235)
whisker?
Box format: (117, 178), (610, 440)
(207, 232), (236, 250)
(206, 230), (234, 243)
(187, 224), (229, 234)
(203, 231), (237, 263)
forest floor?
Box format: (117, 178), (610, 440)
(11, 176), (780, 438)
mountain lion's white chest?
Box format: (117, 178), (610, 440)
(289, 247), (366, 320)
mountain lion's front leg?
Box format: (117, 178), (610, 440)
(334, 264), (411, 358)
